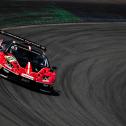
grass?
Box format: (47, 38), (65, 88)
(0, 2), (80, 28)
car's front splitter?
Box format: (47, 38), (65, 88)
(0, 67), (54, 92)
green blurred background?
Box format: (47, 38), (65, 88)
(0, 1), (126, 28)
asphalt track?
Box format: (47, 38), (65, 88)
(0, 23), (126, 126)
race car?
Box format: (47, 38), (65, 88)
(0, 30), (57, 93)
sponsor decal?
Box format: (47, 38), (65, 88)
(0, 74), (8, 78)
(3, 68), (9, 73)
(5, 64), (12, 69)
(21, 73), (34, 80)
(5, 56), (16, 62)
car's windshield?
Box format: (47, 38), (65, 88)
(9, 45), (49, 71)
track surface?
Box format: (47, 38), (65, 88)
(0, 23), (126, 126)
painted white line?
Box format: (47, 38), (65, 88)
(2, 22), (126, 30)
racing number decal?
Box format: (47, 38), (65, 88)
(5, 56), (16, 62)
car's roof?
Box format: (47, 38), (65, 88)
(3, 40), (43, 55)
(0, 30), (46, 53)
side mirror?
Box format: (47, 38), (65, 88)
(51, 66), (57, 72)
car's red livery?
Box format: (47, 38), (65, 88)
(0, 30), (56, 93)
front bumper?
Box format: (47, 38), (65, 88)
(0, 67), (54, 91)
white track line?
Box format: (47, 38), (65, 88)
(2, 22), (126, 30)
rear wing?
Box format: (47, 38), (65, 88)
(0, 30), (46, 52)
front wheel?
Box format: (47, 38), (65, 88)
(39, 84), (53, 93)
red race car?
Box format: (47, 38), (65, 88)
(0, 30), (57, 93)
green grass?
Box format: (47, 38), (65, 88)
(0, 4), (80, 28)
